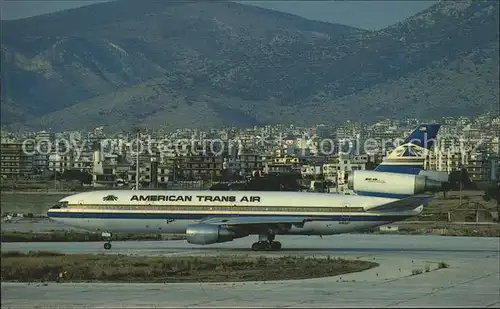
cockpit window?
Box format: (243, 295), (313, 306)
(50, 201), (68, 209)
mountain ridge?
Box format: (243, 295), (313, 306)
(1, 0), (498, 132)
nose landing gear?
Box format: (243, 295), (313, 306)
(102, 231), (112, 250)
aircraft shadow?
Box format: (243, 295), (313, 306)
(132, 245), (498, 254)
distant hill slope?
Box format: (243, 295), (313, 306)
(1, 0), (498, 131)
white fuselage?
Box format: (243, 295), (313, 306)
(47, 190), (423, 238)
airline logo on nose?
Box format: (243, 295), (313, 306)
(103, 195), (118, 201)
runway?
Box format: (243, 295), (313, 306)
(2, 234), (499, 308)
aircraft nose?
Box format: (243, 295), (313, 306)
(46, 208), (59, 221)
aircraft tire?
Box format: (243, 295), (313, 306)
(251, 241), (282, 251)
(251, 242), (261, 251)
(104, 243), (112, 250)
(271, 241), (282, 250)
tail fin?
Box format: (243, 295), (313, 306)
(374, 124), (441, 175)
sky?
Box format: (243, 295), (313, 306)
(0, 0), (437, 30)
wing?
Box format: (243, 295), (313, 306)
(367, 194), (435, 213)
(200, 216), (308, 226)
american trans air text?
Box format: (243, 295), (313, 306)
(130, 195), (262, 203)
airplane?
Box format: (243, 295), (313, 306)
(47, 124), (446, 251)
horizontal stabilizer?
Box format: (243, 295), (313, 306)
(200, 216), (307, 226)
(367, 194), (435, 213)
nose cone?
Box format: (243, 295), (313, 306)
(46, 208), (58, 221)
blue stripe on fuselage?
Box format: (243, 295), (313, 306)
(46, 212), (412, 222)
(374, 165), (422, 174)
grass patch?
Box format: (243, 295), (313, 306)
(0, 231), (186, 242)
(0, 251), (378, 283)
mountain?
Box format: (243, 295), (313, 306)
(1, 0), (498, 132)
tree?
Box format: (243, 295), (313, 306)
(441, 181), (452, 199)
(245, 172), (303, 191)
(483, 181), (500, 221)
(61, 170), (92, 185)
(50, 171), (62, 180)
(448, 168), (476, 190)
(365, 161), (378, 170)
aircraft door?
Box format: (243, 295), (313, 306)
(340, 204), (351, 225)
(78, 200), (85, 219)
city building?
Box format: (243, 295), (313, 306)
(0, 142), (34, 178)
(1, 113), (498, 189)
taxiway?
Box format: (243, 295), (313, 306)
(1, 234), (499, 308)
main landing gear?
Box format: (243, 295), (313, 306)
(102, 231), (112, 250)
(251, 233), (282, 251)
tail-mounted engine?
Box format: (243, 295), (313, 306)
(418, 170), (450, 183)
(347, 170), (443, 195)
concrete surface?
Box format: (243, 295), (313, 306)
(2, 234), (499, 308)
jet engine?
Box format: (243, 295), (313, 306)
(418, 170), (450, 183)
(347, 170), (443, 195)
(186, 224), (242, 245)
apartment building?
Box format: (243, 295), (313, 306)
(315, 124), (331, 138)
(322, 154), (368, 184)
(170, 140), (231, 180)
(222, 158), (241, 175)
(301, 164), (322, 178)
(0, 142), (34, 178)
(179, 153), (224, 180)
(237, 150), (263, 175)
(157, 164), (171, 186)
(33, 153), (49, 175)
(127, 154), (157, 187)
(264, 156), (305, 174)
(424, 150), (490, 181)
(425, 149), (468, 173)
(465, 152), (488, 182)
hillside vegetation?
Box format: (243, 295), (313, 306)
(1, 0), (498, 131)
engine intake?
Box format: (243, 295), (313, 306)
(186, 223), (236, 245)
(347, 170), (443, 195)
